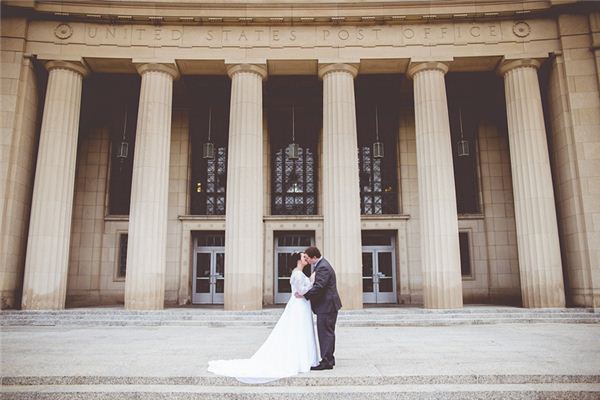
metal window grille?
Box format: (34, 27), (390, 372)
(190, 95), (229, 215)
(272, 146), (317, 215)
(355, 75), (400, 216)
(358, 145), (398, 215)
(196, 232), (225, 247)
(193, 146), (227, 215)
(117, 233), (128, 278)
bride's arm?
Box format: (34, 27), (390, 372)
(292, 271), (313, 295)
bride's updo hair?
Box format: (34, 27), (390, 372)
(291, 251), (303, 264)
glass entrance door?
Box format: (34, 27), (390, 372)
(192, 251), (225, 304)
(362, 249), (397, 303)
(274, 231), (314, 304)
(362, 232), (397, 304)
(192, 233), (225, 304)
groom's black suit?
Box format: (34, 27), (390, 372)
(303, 258), (342, 368)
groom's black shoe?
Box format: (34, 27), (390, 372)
(311, 362), (333, 371)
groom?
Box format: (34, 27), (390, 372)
(295, 246), (342, 370)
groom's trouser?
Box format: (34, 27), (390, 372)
(316, 311), (338, 366)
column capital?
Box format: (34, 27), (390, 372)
(44, 60), (90, 77)
(134, 62), (180, 79)
(318, 63), (359, 79)
(406, 61), (449, 79)
(496, 58), (541, 76)
(226, 63), (267, 80)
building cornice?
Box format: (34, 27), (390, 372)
(2, 0), (591, 27)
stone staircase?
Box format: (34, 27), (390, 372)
(2, 375), (600, 399)
(2, 306), (599, 327)
(2, 306), (599, 399)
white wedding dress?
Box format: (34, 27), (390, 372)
(208, 270), (320, 384)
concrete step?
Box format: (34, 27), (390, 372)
(3, 318), (600, 328)
(3, 315), (599, 324)
(2, 308), (599, 327)
(2, 306), (597, 315)
(3, 375), (599, 399)
(3, 312), (598, 320)
(3, 383), (600, 399)
(3, 310), (597, 318)
(3, 374), (600, 386)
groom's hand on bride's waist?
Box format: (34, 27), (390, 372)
(294, 292), (304, 298)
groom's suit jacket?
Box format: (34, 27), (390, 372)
(303, 258), (343, 314)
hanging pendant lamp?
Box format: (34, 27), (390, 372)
(203, 106), (215, 159)
(457, 107), (470, 157)
(373, 105), (384, 159)
(285, 105), (300, 160)
(117, 109), (129, 161)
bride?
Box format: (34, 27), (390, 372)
(207, 252), (320, 383)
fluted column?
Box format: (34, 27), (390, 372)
(407, 61), (463, 309)
(124, 63), (178, 310)
(224, 64), (266, 311)
(319, 63), (363, 310)
(21, 60), (89, 310)
(498, 58), (566, 308)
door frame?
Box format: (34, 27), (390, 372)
(273, 232), (315, 304)
(191, 238), (225, 304)
(362, 242), (397, 304)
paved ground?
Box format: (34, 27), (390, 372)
(2, 323), (599, 379)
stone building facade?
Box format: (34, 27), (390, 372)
(1, 0), (599, 311)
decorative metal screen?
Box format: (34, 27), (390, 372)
(189, 78), (230, 215)
(117, 233), (128, 278)
(272, 146), (316, 215)
(276, 232), (313, 247)
(267, 77), (320, 216)
(191, 146), (227, 215)
(196, 232), (225, 247)
(356, 75), (400, 215)
(358, 145), (398, 215)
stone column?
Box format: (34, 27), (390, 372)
(498, 58), (566, 308)
(224, 64), (267, 311)
(319, 63), (363, 310)
(124, 63), (178, 310)
(591, 13), (600, 91)
(407, 61), (463, 309)
(21, 60), (88, 310)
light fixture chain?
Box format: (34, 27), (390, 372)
(375, 105), (380, 141)
(121, 109), (128, 140)
(208, 106), (212, 142)
(459, 106), (464, 139)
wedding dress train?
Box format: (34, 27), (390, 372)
(207, 270), (320, 383)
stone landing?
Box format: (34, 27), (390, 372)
(1, 308), (599, 398)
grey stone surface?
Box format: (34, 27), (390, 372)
(1, 322), (599, 378)
(1, 306), (599, 327)
(2, 384), (600, 399)
(2, 374), (600, 386)
(2, 309), (599, 398)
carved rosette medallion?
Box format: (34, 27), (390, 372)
(54, 23), (73, 40)
(512, 21), (531, 38)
